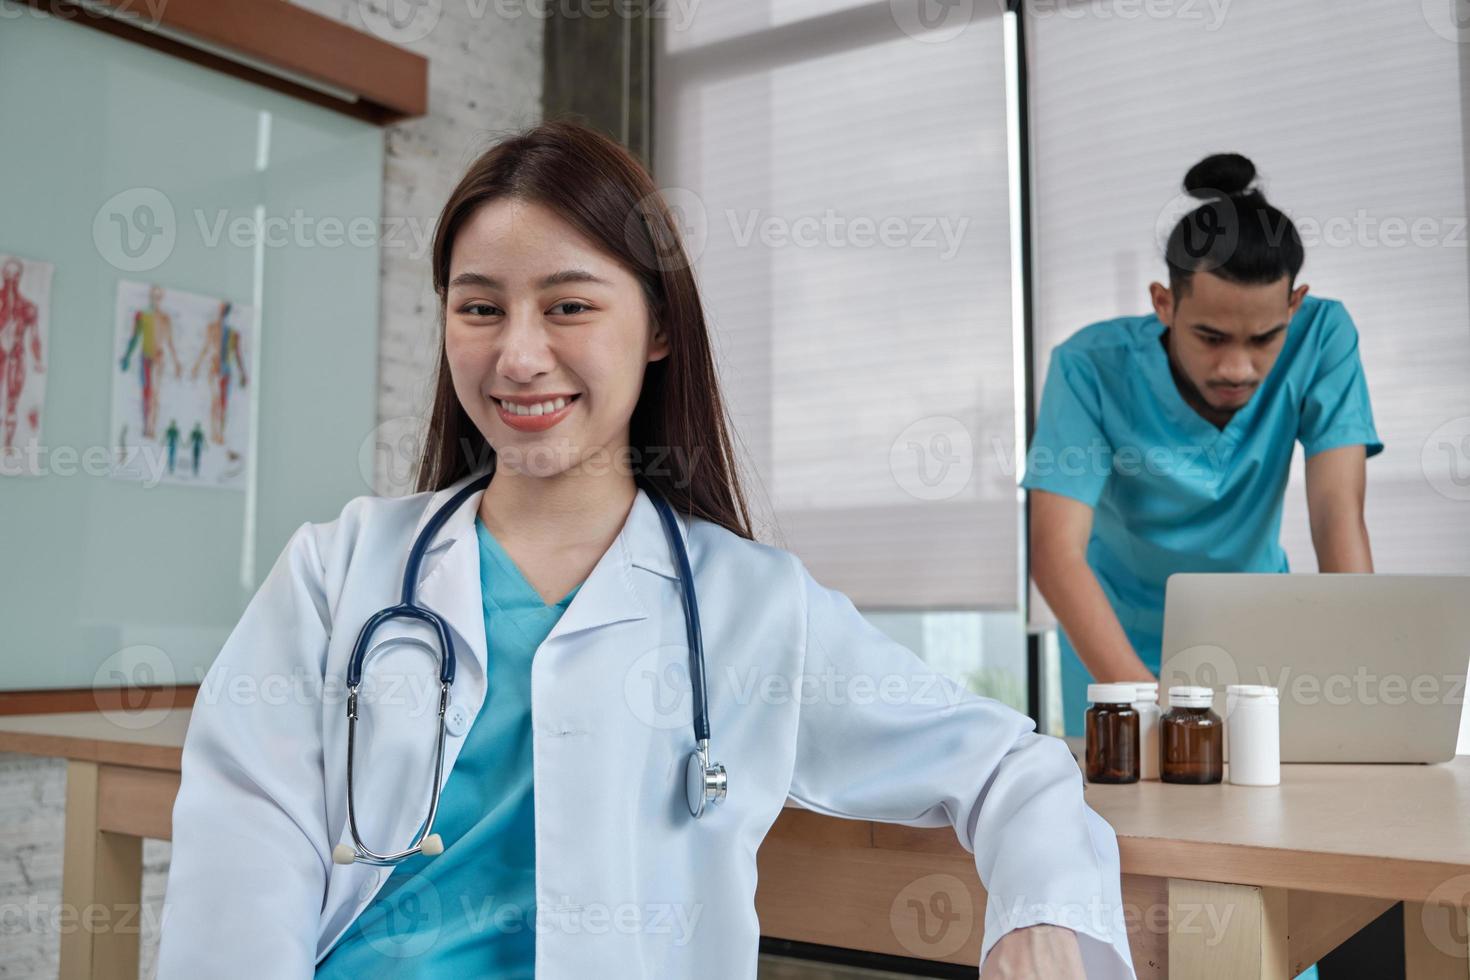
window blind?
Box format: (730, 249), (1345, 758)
(653, 3), (1021, 609)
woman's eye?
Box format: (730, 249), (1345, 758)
(550, 301), (591, 316)
(461, 302), (501, 317)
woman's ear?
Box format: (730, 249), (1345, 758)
(648, 319), (672, 363)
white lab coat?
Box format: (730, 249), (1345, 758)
(157, 467), (1136, 978)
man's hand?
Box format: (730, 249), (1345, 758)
(981, 924), (1086, 979)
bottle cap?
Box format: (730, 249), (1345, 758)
(1226, 684), (1278, 698)
(1169, 685), (1214, 708)
(1087, 683), (1137, 704)
(1132, 684), (1159, 703)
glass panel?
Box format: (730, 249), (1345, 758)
(0, 6), (383, 690)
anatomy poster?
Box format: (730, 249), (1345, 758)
(110, 280), (254, 490)
(0, 254), (53, 478)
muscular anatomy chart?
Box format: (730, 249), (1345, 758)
(110, 280), (255, 490)
(190, 301), (250, 447)
(0, 254), (52, 478)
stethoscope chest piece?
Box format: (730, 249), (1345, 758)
(686, 741), (727, 818)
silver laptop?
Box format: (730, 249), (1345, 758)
(1159, 574), (1470, 763)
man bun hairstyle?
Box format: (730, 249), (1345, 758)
(1164, 152), (1304, 295)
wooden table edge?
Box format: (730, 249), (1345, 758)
(0, 730), (182, 772)
(781, 809), (1470, 908)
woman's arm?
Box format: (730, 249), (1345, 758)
(156, 523), (334, 979)
(785, 553), (1136, 979)
(983, 924), (1087, 979)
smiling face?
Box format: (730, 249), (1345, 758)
(443, 197), (670, 479)
(1150, 271), (1309, 422)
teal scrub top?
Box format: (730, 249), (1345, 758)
(1021, 295), (1382, 737)
(316, 517), (581, 976)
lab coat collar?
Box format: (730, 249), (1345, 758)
(405, 466), (688, 677)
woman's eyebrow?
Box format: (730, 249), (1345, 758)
(447, 269), (612, 290)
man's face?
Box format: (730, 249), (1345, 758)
(1150, 271), (1309, 416)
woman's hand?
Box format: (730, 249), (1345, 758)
(980, 924), (1086, 979)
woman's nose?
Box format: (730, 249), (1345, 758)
(497, 313), (556, 381)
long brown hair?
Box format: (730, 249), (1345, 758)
(414, 120), (753, 540)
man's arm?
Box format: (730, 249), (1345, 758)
(1030, 489), (1155, 683)
(1304, 444), (1373, 572)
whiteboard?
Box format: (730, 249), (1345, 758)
(0, 3), (385, 692)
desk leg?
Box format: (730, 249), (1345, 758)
(59, 760), (142, 980)
(1169, 878), (1289, 980)
(1404, 901), (1470, 979)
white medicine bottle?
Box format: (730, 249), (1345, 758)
(1132, 681), (1161, 780)
(1225, 684), (1280, 786)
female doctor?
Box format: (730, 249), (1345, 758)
(157, 121), (1135, 980)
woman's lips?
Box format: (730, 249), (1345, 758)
(495, 394), (579, 432)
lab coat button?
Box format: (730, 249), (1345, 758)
(444, 703), (470, 737)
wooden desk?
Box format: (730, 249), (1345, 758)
(0, 709), (186, 980)
(3, 711), (1468, 979)
(759, 754), (1470, 979)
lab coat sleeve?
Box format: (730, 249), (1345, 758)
(784, 554), (1136, 979)
(156, 522), (331, 980)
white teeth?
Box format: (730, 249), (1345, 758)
(500, 396), (571, 416)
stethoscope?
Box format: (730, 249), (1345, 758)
(332, 471), (727, 868)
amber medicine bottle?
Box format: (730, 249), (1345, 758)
(1084, 683), (1139, 784)
(1161, 686), (1223, 784)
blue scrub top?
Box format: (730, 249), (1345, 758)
(316, 517), (581, 976)
(1022, 295), (1381, 737)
